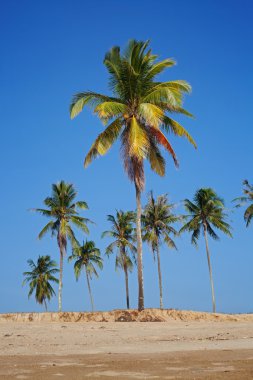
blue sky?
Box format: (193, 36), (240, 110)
(1, 0), (253, 313)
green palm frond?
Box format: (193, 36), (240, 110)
(148, 141), (165, 176)
(105, 241), (120, 256)
(147, 58), (176, 78)
(84, 118), (123, 167)
(163, 116), (196, 148)
(70, 91), (121, 119)
(233, 180), (253, 227)
(138, 103), (164, 127)
(128, 116), (150, 158)
(244, 204), (253, 227)
(70, 216), (90, 234)
(163, 233), (177, 249)
(75, 201), (89, 210)
(94, 101), (127, 121)
(38, 221), (56, 240)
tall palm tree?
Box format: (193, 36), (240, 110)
(70, 40), (196, 310)
(23, 255), (59, 311)
(180, 188), (232, 313)
(33, 181), (91, 311)
(142, 192), (179, 309)
(234, 180), (253, 227)
(68, 240), (103, 311)
(102, 211), (136, 309)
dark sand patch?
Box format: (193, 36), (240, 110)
(0, 350), (253, 379)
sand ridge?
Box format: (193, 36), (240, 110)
(1, 308), (253, 323)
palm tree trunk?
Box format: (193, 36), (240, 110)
(135, 183), (144, 311)
(57, 233), (65, 313)
(123, 263), (130, 309)
(44, 299), (47, 312)
(156, 245), (163, 309)
(58, 248), (63, 312)
(86, 268), (94, 312)
(203, 225), (216, 313)
(121, 246), (130, 309)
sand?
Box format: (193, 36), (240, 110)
(0, 309), (253, 379)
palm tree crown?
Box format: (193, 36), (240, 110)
(34, 180), (91, 311)
(180, 188), (232, 245)
(23, 255), (59, 311)
(234, 180), (253, 227)
(35, 181), (90, 245)
(70, 39), (195, 191)
(69, 240), (103, 279)
(102, 211), (136, 309)
(142, 192), (179, 252)
(102, 211), (136, 258)
(69, 240), (103, 311)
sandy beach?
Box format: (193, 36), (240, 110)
(1, 309), (253, 379)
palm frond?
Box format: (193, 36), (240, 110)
(163, 116), (196, 148)
(38, 221), (55, 240)
(84, 118), (123, 167)
(147, 58), (176, 78)
(70, 92), (120, 119)
(128, 116), (150, 158)
(149, 126), (178, 167)
(244, 204), (253, 227)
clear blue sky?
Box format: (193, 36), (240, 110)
(1, 0), (252, 313)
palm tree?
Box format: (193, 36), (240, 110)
(180, 188), (232, 313)
(23, 255), (59, 311)
(70, 40), (196, 310)
(102, 211), (136, 309)
(234, 180), (253, 227)
(68, 240), (103, 311)
(33, 181), (91, 311)
(142, 192), (179, 309)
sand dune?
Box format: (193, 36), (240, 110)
(1, 308), (253, 323)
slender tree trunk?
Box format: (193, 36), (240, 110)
(123, 263), (130, 309)
(203, 225), (216, 313)
(58, 247), (63, 312)
(135, 183), (144, 311)
(86, 268), (94, 312)
(156, 245), (163, 309)
(121, 246), (130, 309)
(57, 233), (65, 313)
(44, 299), (47, 312)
